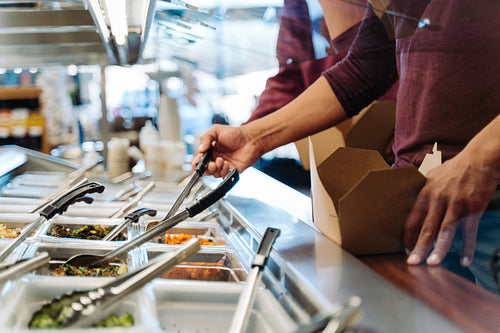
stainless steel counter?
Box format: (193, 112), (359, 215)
(217, 167), (465, 332)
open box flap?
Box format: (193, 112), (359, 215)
(345, 100), (396, 153)
(317, 147), (389, 213)
(294, 101), (394, 170)
(294, 103), (374, 170)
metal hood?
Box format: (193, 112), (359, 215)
(84, 0), (157, 65)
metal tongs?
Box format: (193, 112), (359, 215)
(29, 238), (200, 329)
(164, 145), (213, 220)
(30, 157), (103, 213)
(63, 168), (239, 268)
(229, 227), (281, 333)
(102, 208), (157, 241)
(0, 182), (105, 263)
(0, 252), (50, 285)
(108, 181), (156, 218)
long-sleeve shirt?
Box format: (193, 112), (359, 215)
(245, 0), (358, 123)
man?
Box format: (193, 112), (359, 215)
(193, 0), (500, 293)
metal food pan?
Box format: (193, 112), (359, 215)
(22, 242), (141, 276)
(0, 239), (27, 265)
(0, 213), (45, 243)
(0, 204), (42, 214)
(0, 276), (158, 332)
(41, 216), (134, 242)
(149, 282), (297, 332)
(0, 184), (54, 199)
(10, 174), (66, 187)
(0, 203), (121, 218)
(147, 222), (229, 247)
(144, 246), (246, 282)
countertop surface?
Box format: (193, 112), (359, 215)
(221, 167), (500, 333)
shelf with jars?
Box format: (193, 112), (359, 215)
(0, 86), (47, 153)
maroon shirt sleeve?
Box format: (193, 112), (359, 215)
(323, 15), (398, 118)
(245, 4), (360, 124)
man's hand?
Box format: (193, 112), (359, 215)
(191, 124), (265, 178)
(405, 152), (499, 267)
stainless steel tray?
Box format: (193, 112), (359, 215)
(149, 281), (297, 332)
(144, 246), (246, 283)
(150, 222), (229, 246)
(22, 242), (142, 275)
(0, 213), (45, 244)
(0, 276), (156, 332)
(39, 216), (136, 243)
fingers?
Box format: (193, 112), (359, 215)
(191, 126), (218, 171)
(404, 193), (429, 250)
(204, 157), (231, 178)
(198, 128), (217, 152)
(407, 199), (445, 265)
(460, 212), (481, 267)
(425, 205), (460, 265)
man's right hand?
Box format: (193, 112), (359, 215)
(191, 124), (264, 178)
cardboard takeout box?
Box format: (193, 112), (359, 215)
(301, 101), (427, 255)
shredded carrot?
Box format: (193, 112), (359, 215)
(164, 233), (216, 246)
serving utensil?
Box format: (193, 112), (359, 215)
(228, 227), (280, 333)
(102, 208), (157, 241)
(0, 182), (105, 263)
(63, 168), (239, 268)
(164, 145), (213, 220)
(108, 181), (155, 218)
(28, 238), (200, 329)
(30, 157), (103, 213)
(0, 252), (50, 285)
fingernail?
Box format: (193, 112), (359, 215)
(461, 257), (471, 267)
(407, 254), (421, 265)
(427, 254), (439, 265)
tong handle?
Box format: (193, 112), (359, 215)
(252, 227), (280, 269)
(194, 145), (214, 176)
(102, 208), (157, 241)
(40, 182), (105, 219)
(124, 207), (157, 223)
(186, 168), (239, 217)
(228, 227), (280, 333)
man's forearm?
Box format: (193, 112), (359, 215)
(243, 76), (348, 154)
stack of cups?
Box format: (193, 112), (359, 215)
(145, 140), (186, 178)
(107, 137), (130, 178)
(158, 94), (182, 142)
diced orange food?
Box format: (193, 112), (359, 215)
(164, 233), (217, 246)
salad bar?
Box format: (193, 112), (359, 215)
(0, 146), (341, 332)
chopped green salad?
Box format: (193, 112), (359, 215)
(53, 264), (128, 277)
(50, 224), (126, 241)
